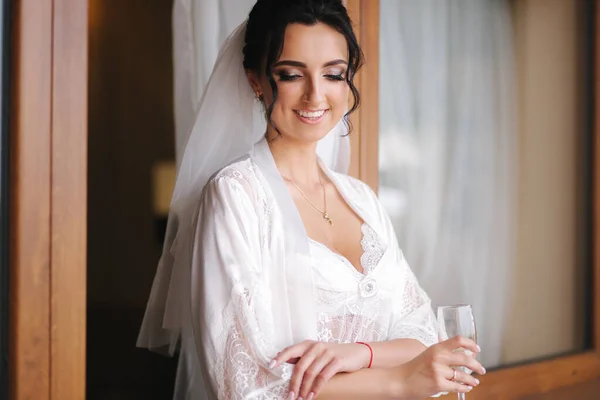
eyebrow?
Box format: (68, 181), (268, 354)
(273, 59), (348, 68)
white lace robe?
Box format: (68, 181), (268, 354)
(191, 155), (437, 400)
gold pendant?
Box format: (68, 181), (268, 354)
(323, 212), (333, 226)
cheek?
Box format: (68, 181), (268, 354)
(273, 84), (303, 107)
(327, 85), (350, 117)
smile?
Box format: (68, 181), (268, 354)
(294, 109), (329, 124)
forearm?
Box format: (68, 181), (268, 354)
(311, 340), (426, 399)
(316, 367), (406, 400)
(368, 339), (427, 368)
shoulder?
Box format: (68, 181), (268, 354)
(212, 155), (259, 185)
(330, 172), (378, 202)
(202, 155), (263, 206)
(330, 172), (394, 235)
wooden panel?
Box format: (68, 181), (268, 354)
(436, 353), (600, 399)
(50, 0), (88, 398)
(356, 0), (379, 192)
(345, 0), (360, 179)
(346, 0), (379, 192)
(9, 0), (88, 399)
(524, 379), (600, 400)
(8, 0), (53, 399)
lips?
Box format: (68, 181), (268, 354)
(293, 109), (329, 124)
(295, 109), (326, 118)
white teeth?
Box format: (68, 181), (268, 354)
(295, 110), (325, 118)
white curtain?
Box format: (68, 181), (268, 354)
(378, 0), (517, 368)
(173, 0), (256, 168)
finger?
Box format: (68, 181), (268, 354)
(445, 336), (480, 354)
(449, 353), (486, 375)
(445, 381), (474, 394)
(289, 344), (325, 398)
(271, 341), (313, 369)
(308, 358), (341, 400)
(452, 369), (480, 388)
(298, 350), (334, 399)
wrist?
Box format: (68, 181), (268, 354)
(355, 342), (373, 369)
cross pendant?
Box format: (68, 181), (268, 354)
(323, 212), (333, 226)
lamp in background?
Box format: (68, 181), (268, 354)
(152, 160), (176, 243)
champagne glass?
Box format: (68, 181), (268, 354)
(437, 304), (478, 400)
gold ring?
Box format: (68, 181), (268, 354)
(451, 369), (457, 381)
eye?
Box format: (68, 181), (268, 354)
(277, 72), (301, 82)
(325, 74), (345, 82)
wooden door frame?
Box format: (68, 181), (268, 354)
(349, 0), (600, 398)
(9, 1), (88, 399)
(347, 0), (380, 192)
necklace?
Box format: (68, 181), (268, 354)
(283, 175), (333, 226)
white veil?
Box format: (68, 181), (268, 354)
(137, 16), (350, 376)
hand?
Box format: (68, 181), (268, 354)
(270, 340), (371, 400)
(394, 336), (485, 400)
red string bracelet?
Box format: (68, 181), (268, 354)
(356, 341), (373, 368)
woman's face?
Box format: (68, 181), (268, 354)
(249, 22), (350, 143)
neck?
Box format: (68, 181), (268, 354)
(267, 129), (322, 187)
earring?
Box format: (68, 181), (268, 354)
(255, 92), (264, 102)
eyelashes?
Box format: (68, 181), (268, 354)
(276, 72), (346, 82)
(325, 74), (345, 82)
(277, 72), (301, 82)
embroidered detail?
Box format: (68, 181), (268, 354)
(360, 224), (385, 274)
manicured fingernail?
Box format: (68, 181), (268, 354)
(269, 360), (277, 369)
(476, 345), (481, 352)
(307, 393), (314, 400)
(475, 378), (480, 385)
(466, 386), (473, 391)
(481, 367), (487, 375)
(298, 397), (303, 400)
(288, 392), (295, 400)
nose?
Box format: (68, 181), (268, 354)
(303, 76), (325, 105)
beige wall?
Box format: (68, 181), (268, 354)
(501, 0), (583, 364)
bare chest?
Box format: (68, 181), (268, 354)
(289, 183), (366, 273)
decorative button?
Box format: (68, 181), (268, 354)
(358, 277), (378, 298)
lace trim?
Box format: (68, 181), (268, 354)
(308, 223), (385, 277)
(359, 224), (385, 275)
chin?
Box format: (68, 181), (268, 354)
(294, 124), (335, 143)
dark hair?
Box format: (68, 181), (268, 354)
(243, 0), (364, 136)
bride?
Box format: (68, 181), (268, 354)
(138, 0), (485, 399)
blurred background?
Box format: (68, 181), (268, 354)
(86, 0), (595, 398)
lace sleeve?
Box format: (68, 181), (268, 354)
(390, 256), (438, 347)
(193, 175), (291, 399)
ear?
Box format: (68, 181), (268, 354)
(246, 70), (262, 95)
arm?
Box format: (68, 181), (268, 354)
(193, 175), (293, 399)
(368, 339), (427, 368)
(318, 367), (400, 400)
(317, 337), (485, 400)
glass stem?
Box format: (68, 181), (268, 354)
(457, 393), (466, 400)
